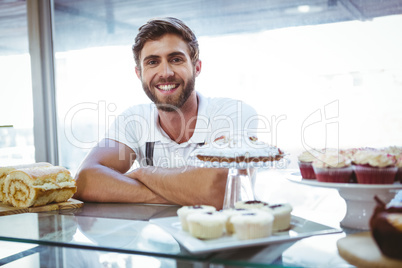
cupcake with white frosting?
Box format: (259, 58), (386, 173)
(395, 155), (402, 183)
(187, 211), (227, 239)
(297, 149), (319, 179)
(177, 205), (216, 231)
(383, 146), (402, 183)
(352, 150), (397, 184)
(235, 200), (269, 209)
(221, 208), (249, 234)
(261, 203), (293, 232)
(230, 210), (274, 240)
(312, 152), (353, 183)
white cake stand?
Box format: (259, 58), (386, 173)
(192, 157), (289, 209)
(288, 173), (402, 230)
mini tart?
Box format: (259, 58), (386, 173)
(177, 205), (216, 231)
(221, 208), (250, 234)
(262, 203), (293, 232)
(187, 211), (227, 239)
(234, 200), (269, 209)
(230, 211), (274, 240)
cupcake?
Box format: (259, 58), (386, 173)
(297, 149), (319, 179)
(261, 203), (293, 232)
(235, 200), (269, 209)
(230, 210), (274, 240)
(395, 155), (402, 183)
(187, 211), (227, 239)
(177, 205), (216, 231)
(312, 152), (353, 183)
(352, 150), (397, 184)
(383, 146), (402, 183)
(370, 196), (402, 260)
(221, 208), (249, 234)
(383, 146), (402, 156)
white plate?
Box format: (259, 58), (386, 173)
(287, 173), (402, 230)
(150, 216), (341, 254)
(287, 173), (402, 189)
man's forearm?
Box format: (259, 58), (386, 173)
(130, 166), (228, 209)
(74, 164), (169, 204)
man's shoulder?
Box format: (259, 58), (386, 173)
(120, 103), (155, 116)
(201, 94), (255, 113)
(201, 94), (249, 107)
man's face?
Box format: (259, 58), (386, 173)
(136, 34), (201, 112)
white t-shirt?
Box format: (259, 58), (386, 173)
(106, 93), (258, 168)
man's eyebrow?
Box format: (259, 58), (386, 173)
(168, 51), (186, 57)
(142, 51), (186, 63)
(142, 54), (160, 63)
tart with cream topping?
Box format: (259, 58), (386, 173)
(193, 135), (284, 164)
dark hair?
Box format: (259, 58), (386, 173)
(132, 17), (199, 70)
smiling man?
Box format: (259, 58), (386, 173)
(74, 18), (258, 209)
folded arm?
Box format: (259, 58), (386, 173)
(73, 139), (169, 204)
(74, 138), (228, 209)
(127, 166), (228, 210)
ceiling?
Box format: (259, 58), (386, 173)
(1, 0), (402, 56)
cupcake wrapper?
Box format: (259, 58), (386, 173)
(395, 167), (402, 183)
(298, 161), (316, 179)
(313, 166), (353, 183)
(354, 165), (397, 184)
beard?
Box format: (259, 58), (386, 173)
(142, 74), (196, 112)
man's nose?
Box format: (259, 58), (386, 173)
(159, 61), (174, 78)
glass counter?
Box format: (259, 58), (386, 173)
(2, 169), (399, 267)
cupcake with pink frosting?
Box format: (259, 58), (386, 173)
(312, 152), (353, 183)
(352, 150), (397, 184)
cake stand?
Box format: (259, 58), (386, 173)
(287, 173), (402, 230)
(192, 157), (289, 209)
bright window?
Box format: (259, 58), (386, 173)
(0, 1), (35, 166)
(54, 13), (402, 174)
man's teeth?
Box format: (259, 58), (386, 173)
(159, 84), (176, 91)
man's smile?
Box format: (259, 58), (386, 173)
(156, 83), (180, 92)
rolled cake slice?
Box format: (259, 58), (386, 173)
(3, 166), (77, 208)
(0, 162), (52, 202)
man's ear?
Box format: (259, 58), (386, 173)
(195, 60), (202, 77)
(135, 66), (141, 79)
